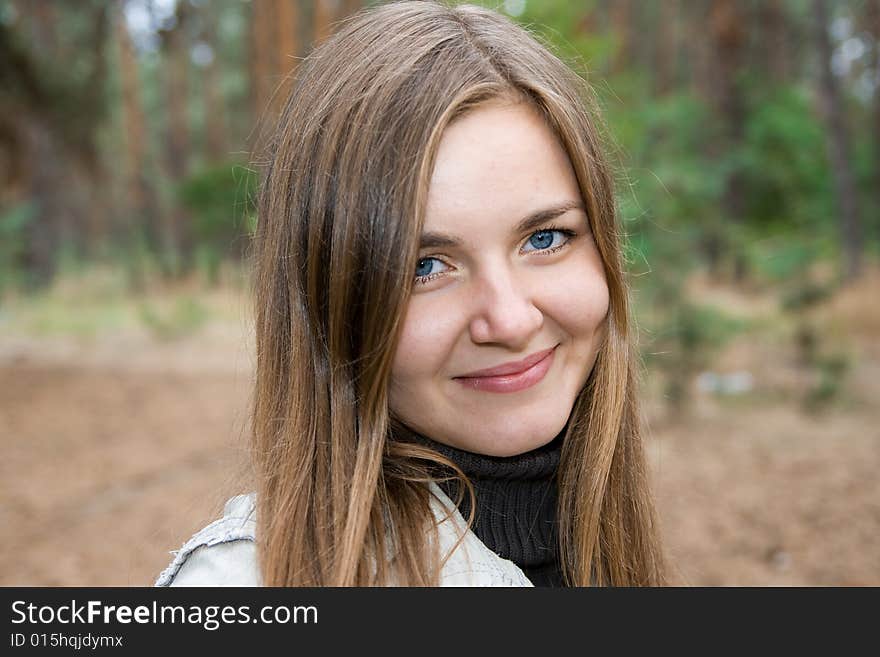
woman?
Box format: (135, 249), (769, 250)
(156, 0), (666, 587)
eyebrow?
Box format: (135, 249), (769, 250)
(419, 200), (585, 250)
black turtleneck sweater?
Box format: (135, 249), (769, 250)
(415, 431), (566, 587)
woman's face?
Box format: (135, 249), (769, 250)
(389, 100), (609, 457)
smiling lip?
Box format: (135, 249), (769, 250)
(453, 346), (557, 393)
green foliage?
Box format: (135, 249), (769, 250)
(177, 163), (258, 283)
(20, 294), (128, 339)
(107, 227), (167, 294)
(178, 163), (257, 242)
(803, 349), (851, 411)
(676, 303), (747, 352)
(137, 295), (209, 341)
(0, 202), (35, 295)
(739, 86), (832, 234)
(747, 236), (821, 285)
(642, 301), (749, 410)
(780, 279), (835, 313)
(515, 0), (614, 73)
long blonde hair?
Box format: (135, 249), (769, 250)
(250, 0), (666, 586)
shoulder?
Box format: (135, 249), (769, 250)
(154, 494), (260, 587)
(427, 483), (534, 587)
(154, 487), (533, 587)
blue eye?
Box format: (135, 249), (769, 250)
(415, 257), (444, 280)
(522, 228), (573, 253)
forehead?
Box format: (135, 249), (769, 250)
(423, 101), (581, 235)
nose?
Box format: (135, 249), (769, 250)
(468, 265), (543, 349)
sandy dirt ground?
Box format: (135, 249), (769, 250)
(1, 285), (878, 586)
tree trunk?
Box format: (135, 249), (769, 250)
(758, 0), (790, 84)
(654, 0), (678, 96)
(2, 1), (110, 285)
(161, 2), (193, 274)
(813, 0), (863, 281)
(202, 6), (227, 162)
(866, 0), (880, 243)
(709, 0), (748, 282)
(684, 1), (713, 110)
(610, 0), (633, 74)
(78, 3), (111, 256)
(20, 117), (59, 288)
(10, 0), (59, 287)
(250, 0), (274, 127)
(313, 0), (336, 46)
(343, 0), (362, 17)
(30, 0), (58, 54)
(274, 0), (300, 96)
(117, 6), (159, 259)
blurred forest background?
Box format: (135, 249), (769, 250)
(0, 0), (878, 586)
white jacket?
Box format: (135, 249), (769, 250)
(155, 482), (534, 587)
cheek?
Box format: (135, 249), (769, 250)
(390, 298), (461, 383)
(543, 257), (610, 337)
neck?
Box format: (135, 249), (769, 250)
(413, 430), (566, 585)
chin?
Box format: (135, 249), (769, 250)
(475, 423), (566, 457)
